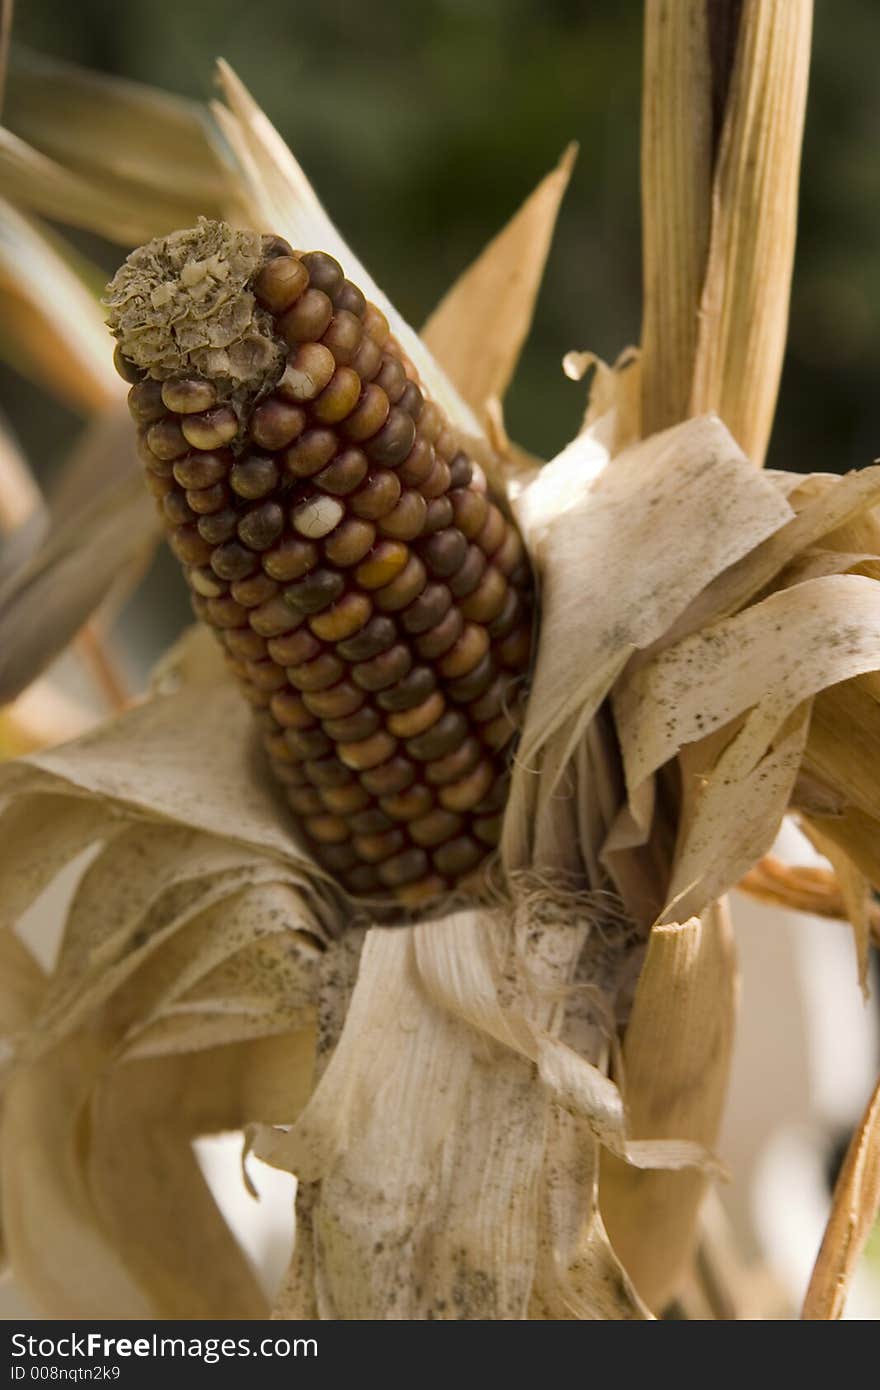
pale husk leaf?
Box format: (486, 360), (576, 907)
(2, 1031), (310, 1318)
(639, 0), (712, 437)
(25, 829), (320, 1058)
(118, 881), (321, 1060)
(0, 126), (207, 247)
(802, 677), (880, 823)
(0, 681), (93, 757)
(0, 930), (45, 1039)
(800, 818), (873, 995)
(689, 0), (813, 465)
(1, 674), (321, 1317)
(616, 575), (880, 794)
(664, 702), (811, 923)
(562, 347), (642, 456)
(421, 143), (576, 421)
(0, 792), (119, 939)
(0, 200), (120, 412)
(615, 567), (880, 921)
(213, 61), (480, 439)
(600, 900), (737, 1312)
(6, 48), (228, 216)
(802, 1073), (880, 1320)
(650, 465), (880, 653)
(0, 426), (158, 704)
(1, 1035), (155, 1318)
(0, 404), (40, 532)
(5, 644), (314, 870)
(257, 898), (714, 1320)
(800, 806), (880, 911)
(502, 415), (792, 873)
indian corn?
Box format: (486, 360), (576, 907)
(105, 220), (534, 907)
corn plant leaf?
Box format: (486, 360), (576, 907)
(503, 415), (792, 873)
(26, 833), (320, 1060)
(564, 346), (642, 455)
(801, 818), (873, 995)
(600, 900), (736, 1312)
(116, 886), (321, 1061)
(0, 928), (45, 1044)
(257, 898), (713, 1319)
(2, 1029), (306, 1318)
(802, 1073), (880, 1320)
(1, 1035), (156, 1317)
(0, 200), (119, 412)
(6, 47), (228, 215)
(803, 805), (880, 899)
(617, 575), (880, 796)
(664, 701), (811, 923)
(0, 126), (203, 247)
(0, 791), (119, 940)
(802, 677), (880, 823)
(84, 1046), (271, 1319)
(421, 143), (576, 420)
(0, 423), (158, 706)
(689, 0), (812, 464)
(0, 407), (40, 533)
(11, 681), (311, 871)
(213, 60), (481, 439)
(639, 0), (712, 437)
(652, 465), (880, 652)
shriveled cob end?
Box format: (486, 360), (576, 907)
(105, 220), (533, 909)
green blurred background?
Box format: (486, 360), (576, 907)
(2, 0), (880, 662)
(5, 0), (880, 471)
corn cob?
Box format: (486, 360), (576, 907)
(106, 221), (533, 907)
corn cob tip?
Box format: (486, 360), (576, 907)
(109, 225), (534, 910)
(104, 218), (285, 404)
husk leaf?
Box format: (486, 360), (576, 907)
(639, 0), (712, 437)
(421, 143), (576, 424)
(5, 47), (228, 218)
(213, 61), (480, 440)
(600, 900), (737, 1312)
(256, 904), (683, 1320)
(689, 0), (812, 464)
(799, 818), (874, 996)
(502, 414), (792, 874)
(0, 125), (206, 248)
(0, 427), (157, 705)
(802, 1073), (880, 1319)
(0, 200), (119, 412)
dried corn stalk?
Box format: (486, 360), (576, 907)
(1, 2), (878, 1321)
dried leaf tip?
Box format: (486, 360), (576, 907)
(104, 218), (286, 405)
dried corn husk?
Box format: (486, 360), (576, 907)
(0, 204), (155, 708)
(8, 402), (876, 1319)
(0, 414), (157, 705)
(421, 143), (576, 428)
(802, 1074), (880, 1319)
(641, 0), (813, 465)
(0, 199), (119, 413)
(5, 48), (227, 219)
(601, 901), (737, 1310)
(1, 52), (230, 245)
(4, 22), (880, 1323)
